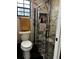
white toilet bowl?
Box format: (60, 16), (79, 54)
(21, 41), (32, 59)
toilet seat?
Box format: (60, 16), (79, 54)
(21, 41), (32, 48)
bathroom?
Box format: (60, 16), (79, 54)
(17, 0), (60, 59)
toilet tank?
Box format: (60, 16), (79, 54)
(19, 31), (31, 41)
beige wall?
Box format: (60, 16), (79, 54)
(49, 0), (60, 36)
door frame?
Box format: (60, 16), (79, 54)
(53, 4), (61, 59)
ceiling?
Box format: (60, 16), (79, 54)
(32, 0), (49, 12)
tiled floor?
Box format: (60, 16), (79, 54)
(17, 43), (43, 59)
(30, 44), (43, 59)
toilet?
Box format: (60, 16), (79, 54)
(19, 31), (32, 59)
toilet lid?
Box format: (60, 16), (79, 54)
(21, 41), (32, 48)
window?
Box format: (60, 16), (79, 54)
(17, 0), (31, 16)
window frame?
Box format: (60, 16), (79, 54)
(17, 0), (31, 17)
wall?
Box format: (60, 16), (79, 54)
(32, 0), (60, 38)
(49, 0), (60, 37)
